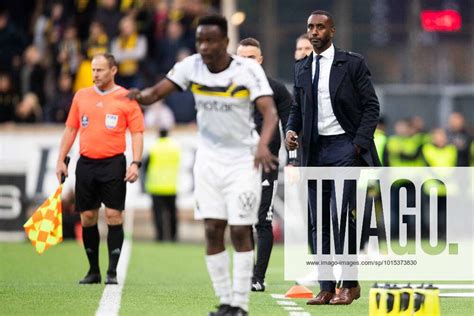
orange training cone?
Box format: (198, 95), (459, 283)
(285, 285), (314, 298)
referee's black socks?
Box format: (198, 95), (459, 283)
(107, 224), (124, 276)
(82, 225), (100, 274)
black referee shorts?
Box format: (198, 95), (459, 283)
(75, 154), (126, 212)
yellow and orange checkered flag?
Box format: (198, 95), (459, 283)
(23, 156), (69, 254)
(23, 184), (64, 254)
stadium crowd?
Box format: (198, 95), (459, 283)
(0, 0), (217, 124)
(0, 0), (472, 166)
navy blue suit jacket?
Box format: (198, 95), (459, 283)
(286, 47), (381, 167)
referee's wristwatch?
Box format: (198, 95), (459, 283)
(131, 161), (142, 168)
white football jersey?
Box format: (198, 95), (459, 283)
(166, 54), (273, 155)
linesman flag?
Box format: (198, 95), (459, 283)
(23, 185), (64, 254)
(23, 156), (70, 254)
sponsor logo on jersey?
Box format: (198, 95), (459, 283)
(105, 114), (118, 129)
(196, 100), (232, 112)
(81, 115), (89, 127)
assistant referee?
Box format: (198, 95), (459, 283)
(56, 53), (144, 285)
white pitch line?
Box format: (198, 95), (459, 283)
(284, 306), (304, 311)
(440, 293), (474, 298)
(271, 294), (289, 299)
(277, 300), (297, 306)
(289, 312), (311, 316)
(96, 208), (134, 316)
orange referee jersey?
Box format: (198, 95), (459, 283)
(66, 85), (144, 159)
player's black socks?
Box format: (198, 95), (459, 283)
(82, 225), (100, 274)
(107, 224), (124, 276)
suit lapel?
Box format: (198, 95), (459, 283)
(297, 54), (314, 104)
(329, 48), (348, 106)
(296, 54), (315, 135)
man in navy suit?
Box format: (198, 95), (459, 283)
(285, 10), (381, 306)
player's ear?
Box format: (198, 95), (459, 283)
(111, 65), (118, 76)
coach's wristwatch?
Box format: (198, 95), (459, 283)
(131, 161), (142, 168)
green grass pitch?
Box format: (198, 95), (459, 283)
(1, 241), (473, 315)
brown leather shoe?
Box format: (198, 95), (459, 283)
(329, 284), (361, 305)
(306, 290), (335, 305)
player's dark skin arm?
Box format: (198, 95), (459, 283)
(255, 95), (279, 172)
(127, 78), (177, 105)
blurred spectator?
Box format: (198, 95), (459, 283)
(56, 24), (81, 76)
(135, 0), (168, 86)
(45, 73), (74, 123)
(14, 93), (42, 123)
(134, 0), (161, 55)
(374, 117), (387, 165)
(74, 21), (109, 92)
(145, 128), (181, 242)
(0, 72), (20, 123)
(85, 20), (109, 58)
(420, 128), (456, 238)
(170, 0), (210, 49)
(163, 48), (196, 123)
(20, 45), (46, 105)
(421, 128), (457, 167)
(411, 115), (431, 146)
(152, 0), (169, 44)
(384, 118), (425, 166)
(33, 1), (67, 58)
(111, 15), (147, 88)
(471, 142), (474, 166)
(73, 49), (94, 92)
(448, 112), (472, 166)
(155, 20), (187, 76)
(294, 33), (313, 60)
(94, 0), (124, 40)
(1, 1), (35, 36)
(72, 0), (97, 40)
(144, 100), (176, 129)
(0, 6), (27, 73)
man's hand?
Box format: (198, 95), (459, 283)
(254, 143), (279, 173)
(285, 130), (299, 150)
(124, 164), (139, 183)
(127, 88), (142, 101)
(56, 160), (68, 184)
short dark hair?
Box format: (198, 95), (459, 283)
(197, 14), (228, 37)
(93, 53), (117, 68)
(239, 37), (260, 49)
(310, 10), (335, 27)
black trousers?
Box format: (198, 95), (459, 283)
(253, 167), (278, 282)
(151, 195), (177, 241)
(307, 134), (359, 291)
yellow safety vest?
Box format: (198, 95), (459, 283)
(145, 137), (181, 195)
(386, 135), (425, 166)
(421, 144), (457, 196)
(374, 129), (387, 165)
(421, 143), (457, 167)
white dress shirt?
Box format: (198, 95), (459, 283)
(312, 44), (345, 135)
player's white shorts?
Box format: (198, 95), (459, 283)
(193, 149), (261, 225)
